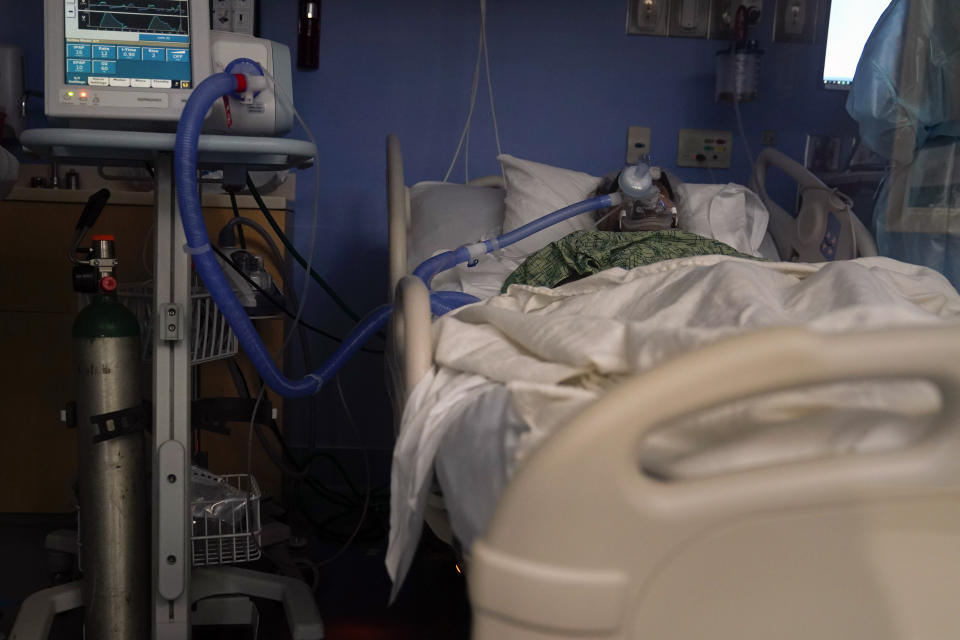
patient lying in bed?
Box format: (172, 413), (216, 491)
(502, 167), (758, 291)
(389, 156), (960, 596)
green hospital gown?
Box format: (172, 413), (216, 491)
(503, 230), (759, 291)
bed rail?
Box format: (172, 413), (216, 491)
(392, 275), (433, 398)
(471, 324), (960, 638)
(387, 134), (409, 300)
(749, 147), (878, 260)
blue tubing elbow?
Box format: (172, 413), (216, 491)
(413, 247), (471, 288)
(175, 72), (386, 398)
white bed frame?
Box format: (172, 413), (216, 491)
(385, 134), (960, 639)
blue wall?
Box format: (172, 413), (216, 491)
(0, 0), (858, 450)
(256, 0), (857, 449)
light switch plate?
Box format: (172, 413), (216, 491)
(627, 0), (670, 36)
(627, 126), (652, 164)
(677, 129), (733, 168)
(773, 0), (820, 43)
(669, 0), (710, 38)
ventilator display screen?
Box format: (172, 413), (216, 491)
(823, 0), (891, 90)
(63, 0), (193, 90)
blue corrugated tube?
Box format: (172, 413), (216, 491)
(177, 73), (619, 397)
(176, 72), (391, 398)
(429, 290), (481, 314)
(413, 192), (621, 287)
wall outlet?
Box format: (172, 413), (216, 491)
(668, 0), (710, 38)
(627, 126), (653, 164)
(677, 129), (733, 168)
(773, 0), (821, 44)
(627, 0), (670, 36)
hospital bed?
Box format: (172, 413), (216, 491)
(385, 134), (960, 639)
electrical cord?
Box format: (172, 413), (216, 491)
(444, 0), (502, 184)
(706, 164), (719, 186)
(444, 9), (484, 182)
(225, 358), (359, 510)
(219, 216), (285, 271)
(141, 220), (155, 277)
(244, 66), (324, 486)
(217, 212), (316, 375)
(244, 175), (368, 326)
(229, 192), (247, 249)
(481, 0), (502, 159)
(733, 98), (759, 186)
(312, 375), (372, 566)
(223, 358), (387, 551)
(211, 244), (384, 354)
(226, 359), (369, 504)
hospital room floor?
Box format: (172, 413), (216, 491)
(0, 515), (470, 640)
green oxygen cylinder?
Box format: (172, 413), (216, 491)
(72, 235), (149, 640)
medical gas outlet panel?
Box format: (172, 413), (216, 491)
(676, 129), (733, 168)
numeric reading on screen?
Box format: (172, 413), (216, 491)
(64, 0), (193, 89)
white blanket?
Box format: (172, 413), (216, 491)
(387, 256), (960, 593)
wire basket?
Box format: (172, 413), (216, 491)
(191, 470), (262, 567)
(76, 470), (261, 568)
(119, 281), (239, 365)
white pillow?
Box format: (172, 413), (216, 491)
(677, 183), (770, 257)
(498, 154), (602, 258)
(407, 182), (506, 271)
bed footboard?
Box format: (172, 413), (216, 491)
(470, 325), (960, 640)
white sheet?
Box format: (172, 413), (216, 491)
(678, 182), (770, 257)
(387, 255), (960, 593)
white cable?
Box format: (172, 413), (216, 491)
(465, 118), (471, 183)
(590, 206), (619, 231)
(733, 98), (758, 187)
(444, 21), (484, 183)
(481, 0), (503, 158)
(706, 164), (718, 186)
(444, 0), (502, 182)
(314, 375), (371, 567)
(246, 69), (323, 478)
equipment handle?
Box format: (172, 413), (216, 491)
(75, 188), (111, 232)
